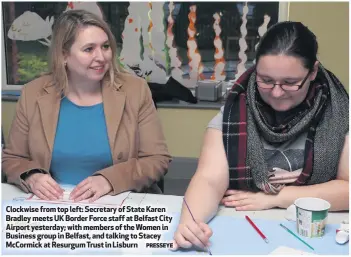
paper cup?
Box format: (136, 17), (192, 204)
(294, 197), (331, 238)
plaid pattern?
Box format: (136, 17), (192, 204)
(222, 67), (254, 190)
(222, 67), (329, 191)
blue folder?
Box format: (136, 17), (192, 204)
(158, 213), (349, 255)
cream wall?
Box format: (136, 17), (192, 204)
(289, 2), (349, 88)
(2, 102), (16, 146)
(2, 2), (349, 159)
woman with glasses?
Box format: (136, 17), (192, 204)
(172, 21), (349, 250)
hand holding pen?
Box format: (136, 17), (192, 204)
(172, 198), (213, 254)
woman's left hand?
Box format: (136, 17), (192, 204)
(221, 190), (277, 211)
(70, 175), (112, 202)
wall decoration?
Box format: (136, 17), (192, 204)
(235, 2), (248, 81)
(166, 2), (183, 83)
(3, 2), (279, 89)
(255, 14), (271, 51)
(211, 12), (226, 81)
(65, 2), (103, 19)
(186, 5), (204, 82)
(7, 11), (53, 46)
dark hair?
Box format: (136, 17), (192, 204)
(255, 21), (318, 70)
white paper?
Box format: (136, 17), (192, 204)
(270, 246), (316, 255)
(140, 193), (183, 212)
(25, 187), (132, 207)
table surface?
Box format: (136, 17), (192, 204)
(2, 183), (348, 224)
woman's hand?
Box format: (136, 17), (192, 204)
(70, 175), (112, 202)
(25, 173), (64, 200)
(172, 219), (212, 251)
(221, 190), (277, 211)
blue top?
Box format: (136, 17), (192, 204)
(50, 97), (113, 186)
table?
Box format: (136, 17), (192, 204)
(2, 183), (348, 224)
(2, 183), (349, 255)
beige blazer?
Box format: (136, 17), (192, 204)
(2, 73), (171, 195)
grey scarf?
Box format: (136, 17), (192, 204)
(223, 64), (349, 194)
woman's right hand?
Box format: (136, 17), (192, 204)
(172, 219), (213, 251)
(25, 173), (64, 200)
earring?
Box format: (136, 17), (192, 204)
(64, 62), (67, 67)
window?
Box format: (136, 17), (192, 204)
(2, 2), (288, 91)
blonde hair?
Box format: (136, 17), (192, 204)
(48, 9), (123, 96)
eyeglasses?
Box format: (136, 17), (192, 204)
(256, 71), (311, 91)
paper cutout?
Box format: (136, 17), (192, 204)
(7, 11), (53, 46)
(211, 12), (226, 81)
(255, 14), (271, 51)
(166, 2), (183, 81)
(187, 5), (204, 81)
(120, 2), (143, 65)
(120, 2), (167, 84)
(235, 2), (249, 80)
(150, 2), (166, 69)
(65, 2), (103, 19)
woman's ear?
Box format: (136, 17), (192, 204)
(63, 49), (69, 62)
(310, 61), (319, 81)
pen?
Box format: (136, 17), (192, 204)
(183, 198), (213, 255)
(245, 215), (269, 243)
(279, 223), (314, 251)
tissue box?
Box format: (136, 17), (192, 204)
(195, 80), (223, 101)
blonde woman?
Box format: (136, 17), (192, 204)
(3, 10), (171, 202)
